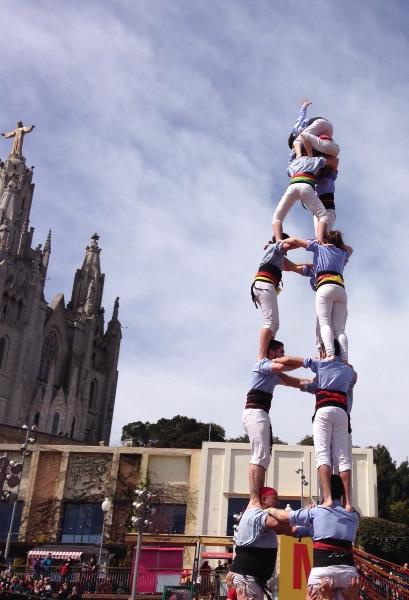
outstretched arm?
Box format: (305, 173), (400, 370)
(271, 361), (302, 373)
(265, 507), (291, 524)
(278, 373), (309, 389)
(282, 237), (309, 251)
(274, 356), (304, 368)
(1, 130), (16, 138)
(290, 98), (312, 136)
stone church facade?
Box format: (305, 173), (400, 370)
(0, 126), (121, 444)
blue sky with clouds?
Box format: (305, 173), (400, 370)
(2, 1), (408, 462)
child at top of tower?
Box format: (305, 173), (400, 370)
(288, 98), (340, 161)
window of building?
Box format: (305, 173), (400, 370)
(88, 380), (97, 412)
(0, 501), (23, 541)
(39, 330), (59, 381)
(51, 412), (60, 436)
(60, 503), (104, 543)
(70, 417), (76, 438)
(149, 503), (187, 534)
(226, 498), (248, 536)
(278, 498), (301, 510)
(16, 300), (24, 327)
(33, 412), (40, 427)
(226, 497), (302, 535)
(1, 293), (9, 323)
(0, 337), (8, 371)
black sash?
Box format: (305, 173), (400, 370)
(231, 546), (277, 584)
(246, 389), (272, 412)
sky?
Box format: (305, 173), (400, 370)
(1, 1), (408, 464)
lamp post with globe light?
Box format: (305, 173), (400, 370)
(98, 497), (112, 565)
(295, 459), (309, 508)
(4, 424), (36, 561)
(130, 485), (156, 600)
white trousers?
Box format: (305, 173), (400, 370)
(253, 284), (279, 335)
(314, 208), (336, 236)
(273, 183), (329, 225)
(315, 316), (323, 351)
(313, 406), (351, 471)
(308, 565), (358, 600)
(242, 408), (271, 470)
(315, 283), (348, 360)
(300, 130), (340, 157)
(232, 573), (264, 600)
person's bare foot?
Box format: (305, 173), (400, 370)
(321, 499), (333, 508)
(345, 504), (355, 512)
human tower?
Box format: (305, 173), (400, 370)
(228, 100), (361, 599)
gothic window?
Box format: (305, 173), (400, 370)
(39, 330), (59, 381)
(1, 294), (9, 323)
(51, 412), (60, 436)
(0, 337), (8, 371)
(16, 300), (24, 327)
(33, 412), (40, 427)
(88, 380), (98, 412)
(70, 417), (76, 438)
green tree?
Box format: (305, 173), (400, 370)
(121, 421), (155, 447)
(357, 517), (409, 564)
(297, 435), (314, 446)
(390, 460), (409, 505)
(272, 436), (288, 445)
(227, 434), (249, 443)
(226, 434), (287, 444)
(389, 500), (409, 527)
(121, 415), (225, 449)
(370, 444), (396, 519)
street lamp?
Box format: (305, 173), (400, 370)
(295, 459), (309, 508)
(4, 425), (36, 561)
(130, 485), (156, 600)
(98, 497), (112, 565)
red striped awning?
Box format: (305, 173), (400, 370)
(28, 550), (83, 560)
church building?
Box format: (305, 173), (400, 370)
(0, 122), (121, 444)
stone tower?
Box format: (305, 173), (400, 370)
(0, 128), (121, 444)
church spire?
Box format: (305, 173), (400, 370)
(0, 148), (35, 258)
(41, 229), (52, 277)
(69, 233), (105, 317)
(44, 228), (52, 252)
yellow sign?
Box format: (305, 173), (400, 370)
(279, 536), (313, 599)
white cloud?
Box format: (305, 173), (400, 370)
(1, 1), (408, 463)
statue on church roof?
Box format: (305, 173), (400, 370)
(1, 121), (35, 158)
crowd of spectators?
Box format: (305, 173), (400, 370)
(0, 571), (82, 599)
(0, 551), (103, 599)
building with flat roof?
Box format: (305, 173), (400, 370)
(0, 439), (377, 563)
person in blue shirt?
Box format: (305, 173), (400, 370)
(289, 98), (340, 161)
(285, 231), (352, 361)
(229, 487), (292, 600)
(273, 146), (339, 244)
(314, 160), (338, 235)
(276, 341), (356, 511)
(243, 340), (307, 505)
(251, 234), (294, 359)
(266, 476), (360, 600)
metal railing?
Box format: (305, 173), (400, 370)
(354, 549), (409, 599)
(0, 567), (231, 597)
